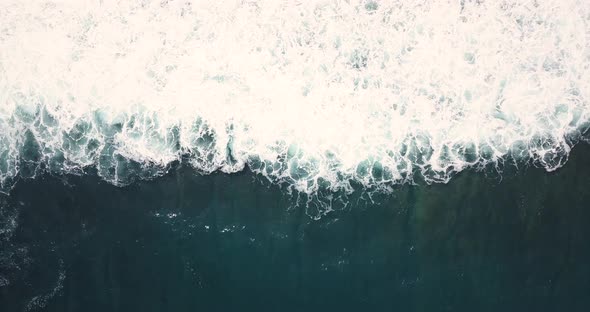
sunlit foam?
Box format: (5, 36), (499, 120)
(0, 0), (589, 198)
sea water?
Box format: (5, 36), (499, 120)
(1, 1), (590, 311)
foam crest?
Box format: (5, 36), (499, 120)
(0, 0), (589, 196)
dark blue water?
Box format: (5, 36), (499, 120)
(1, 144), (590, 312)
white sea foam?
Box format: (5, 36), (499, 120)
(0, 0), (589, 194)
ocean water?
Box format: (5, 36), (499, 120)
(1, 143), (590, 311)
(1, 0), (590, 311)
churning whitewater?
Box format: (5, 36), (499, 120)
(0, 0), (589, 195)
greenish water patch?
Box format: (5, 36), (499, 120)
(1, 145), (590, 311)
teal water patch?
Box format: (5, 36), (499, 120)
(1, 143), (590, 311)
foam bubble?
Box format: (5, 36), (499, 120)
(0, 0), (589, 195)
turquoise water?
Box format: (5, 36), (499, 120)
(1, 144), (589, 311)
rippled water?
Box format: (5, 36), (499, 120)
(0, 144), (589, 311)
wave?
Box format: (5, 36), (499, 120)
(1, 0), (589, 195)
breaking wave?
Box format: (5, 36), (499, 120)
(1, 0), (589, 195)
